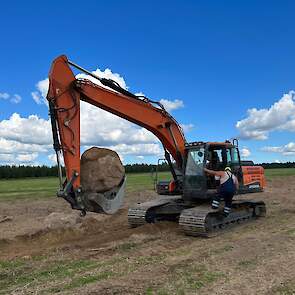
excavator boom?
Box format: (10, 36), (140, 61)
(47, 55), (186, 199)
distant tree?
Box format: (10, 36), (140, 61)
(0, 161), (293, 179)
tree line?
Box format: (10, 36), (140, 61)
(0, 162), (294, 179)
(0, 163), (170, 179)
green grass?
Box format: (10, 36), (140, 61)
(264, 168), (295, 177)
(125, 171), (171, 192)
(0, 177), (58, 200)
(114, 242), (137, 252)
(0, 258), (101, 293)
(237, 259), (257, 269)
(55, 271), (114, 292)
(0, 252), (168, 294)
(0, 168), (293, 201)
(0, 172), (171, 201)
(156, 263), (225, 294)
(0, 252), (225, 294)
(0, 255), (127, 294)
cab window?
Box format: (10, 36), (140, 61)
(226, 148), (240, 165)
(232, 148), (240, 164)
(226, 149), (232, 165)
(185, 148), (204, 176)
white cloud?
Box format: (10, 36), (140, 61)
(0, 154), (15, 163)
(48, 154), (57, 164)
(0, 150), (39, 165)
(31, 78), (49, 105)
(36, 78), (50, 99)
(31, 91), (42, 104)
(0, 138), (48, 154)
(0, 93), (10, 99)
(240, 148), (251, 158)
(80, 102), (158, 146)
(0, 92), (22, 104)
(0, 113), (51, 145)
(236, 91), (295, 140)
(180, 123), (194, 133)
(48, 153), (64, 166)
(261, 142), (295, 156)
(159, 99), (184, 112)
(10, 94), (22, 104)
(16, 153), (38, 162)
(109, 143), (162, 156)
(0, 138), (45, 165)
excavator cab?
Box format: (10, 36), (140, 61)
(157, 139), (265, 201)
(182, 140), (264, 201)
(157, 141), (239, 199)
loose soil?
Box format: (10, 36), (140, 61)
(0, 176), (295, 294)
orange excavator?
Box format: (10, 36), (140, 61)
(47, 55), (266, 236)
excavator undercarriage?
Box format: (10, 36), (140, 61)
(128, 196), (266, 237)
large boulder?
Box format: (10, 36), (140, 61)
(80, 147), (125, 193)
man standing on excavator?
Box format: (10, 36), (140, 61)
(204, 167), (239, 216)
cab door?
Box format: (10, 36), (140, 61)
(226, 147), (243, 183)
(183, 148), (208, 200)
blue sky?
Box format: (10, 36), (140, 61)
(0, 0), (295, 165)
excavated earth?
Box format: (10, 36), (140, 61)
(0, 176), (295, 294)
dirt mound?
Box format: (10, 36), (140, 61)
(81, 147), (125, 193)
(44, 212), (82, 230)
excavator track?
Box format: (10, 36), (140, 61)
(128, 207), (149, 227)
(128, 198), (266, 237)
(128, 197), (184, 227)
(179, 200), (266, 237)
(179, 201), (266, 237)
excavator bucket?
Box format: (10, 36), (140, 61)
(79, 147), (126, 214)
(81, 177), (126, 214)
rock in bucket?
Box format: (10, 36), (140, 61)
(80, 147), (125, 193)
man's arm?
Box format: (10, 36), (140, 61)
(203, 168), (224, 177)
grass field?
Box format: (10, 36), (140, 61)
(0, 171), (171, 201)
(0, 169), (294, 294)
(0, 169), (294, 201)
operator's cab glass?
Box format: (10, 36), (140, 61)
(206, 145), (241, 189)
(183, 146), (207, 200)
(226, 148), (240, 166)
(207, 146), (240, 170)
(185, 148), (205, 176)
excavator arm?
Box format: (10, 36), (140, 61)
(47, 55), (186, 213)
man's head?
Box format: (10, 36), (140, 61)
(225, 167), (232, 172)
